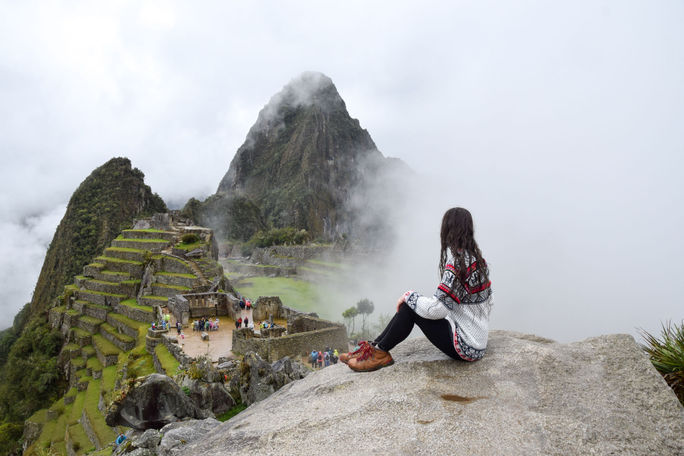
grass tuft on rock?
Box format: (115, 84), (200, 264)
(641, 320), (684, 405)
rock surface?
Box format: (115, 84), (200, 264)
(181, 331), (684, 456)
(106, 374), (210, 430)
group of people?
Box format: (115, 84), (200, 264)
(193, 317), (220, 332)
(309, 347), (339, 369)
(235, 317), (251, 329)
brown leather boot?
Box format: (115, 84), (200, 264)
(339, 341), (371, 365)
(348, 345), (394, 372)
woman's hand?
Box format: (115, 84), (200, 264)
(396, 295), (405, 313)
(396, 290), (414, 312)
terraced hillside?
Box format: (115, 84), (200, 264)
(24, 223), (224, 455)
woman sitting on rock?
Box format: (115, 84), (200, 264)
(343, 207), (493, 372)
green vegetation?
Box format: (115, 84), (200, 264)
(641, 321), (684, 405)
(96, 256), (142, 265)
(92, 334), (121, 357)
(120, 298), (157, 310)
(156, 271), (196, 278)
(83, 379), (116, 446)
(175, 240), (204, 251)
(0, 318), (64, 422)
(122, 228), (173, 234)
(181, 233), (201, 244)
(115, 236), (170, 243)
(247, 227), (310, 249)
(216, 402), (248, 422)
(233, 276), (320, 314)
(155, 344), (180, 376)
(0, 422), (23, 455)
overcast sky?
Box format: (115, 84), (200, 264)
(1, 1), (682, 341)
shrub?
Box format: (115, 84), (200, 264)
(640, 321), (684, 405)
(181, 233), (200, 244)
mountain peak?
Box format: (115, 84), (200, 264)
(252, 71), (345, 133)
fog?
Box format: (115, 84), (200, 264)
(0, 1), (682, 341)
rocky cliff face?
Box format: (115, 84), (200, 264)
(194, 72), (407, 242)
(178, 331), (684, 456)
(30, 157), (166, 315)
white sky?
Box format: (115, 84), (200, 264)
(0, 1), (682, 341)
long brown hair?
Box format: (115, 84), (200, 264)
(438, 207), (488, 284)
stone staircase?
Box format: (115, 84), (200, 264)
(30, 227), (206, 455)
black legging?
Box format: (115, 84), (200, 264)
(374, 304), (462, 360)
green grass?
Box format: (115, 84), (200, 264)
(116, 237), (170, 243)
(154, 343), (180, 376)
(641, 321), (684, 405)
(63, 342), (80, 352)
(66, 309), (81, 317)
(75, 369), (88, 379)
(68, 423), (95, 454)
(95, 256), (142, 265)
(86, 356), (103, 371)
(120, 298), (157, 310)
(305, 259), (347, 269)
(175, 241), (204, 251)
(84, 278), (120, 286)
(106, 246), (146, 253)
(71, 358), (85, 369)
(82, 345), (96, 358)
(154, 283), (191, 291)
(156, 271), (197, 278)
(79, 315), (105, 326)
(68, 391), (86, 425)
(27, 408), (48, 425)
(87, 262), (104, 268)
(216, 403), (248, 422)
(101, 323), (135, 344)
(83, 379), (116, 446)
(92, 334), (121, 357)
(51, 305), (67, 313)
(70, 327), (91, 340)
(101, 270), (130, 277)
(234, 276), (320, 313)
(79, 289), (127, 299)
(122, 228), (173, 234)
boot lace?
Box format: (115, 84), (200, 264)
(348, 340), (371, 356)
(356, 343), (375, 361)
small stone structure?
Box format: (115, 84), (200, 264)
(168, 292), (236, 324)
(232, 297), (347, 362)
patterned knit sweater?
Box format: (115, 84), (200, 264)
(405, 250), (493, 361)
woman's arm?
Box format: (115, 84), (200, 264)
(398, 266), (456, 320)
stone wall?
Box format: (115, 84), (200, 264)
(232, 326), (348, 362)
(252, 296), (284, 321)
(168, 295), (190, 325)
(161, 333), (193, 367)
(250, 245), (340, 266)
(288, 314), (339, 334)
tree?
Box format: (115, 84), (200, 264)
(342, 307), (359, 335)
(356, 298), (375, 337)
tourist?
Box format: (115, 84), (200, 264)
(342, 208), (493, 372)
(205, 319), (211, 331)
(239, 298), (246, 310)
(235, 318), (240, 330)
(164, 312), (171, 329)
(215, 318), (220, 330)
(317, 351), (323, 369)
(115, 433), (127, 446)
(333, 348), (339, 364)
(324, 351), (330, 367)
(176, 321), (182, 335)
(237, 317), (243, 329)
(244, 317), (249, 328)
(310, 350), (318, 368)
(246, 299), (251, 310)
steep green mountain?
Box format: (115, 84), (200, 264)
(189, 72), (407, 242)
(0, 157), (165, 454)
(30, 157), (166, 316)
